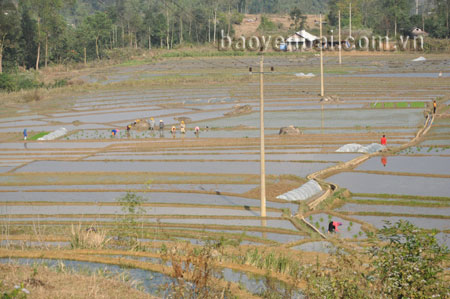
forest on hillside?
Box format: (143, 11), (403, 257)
(0, 0), (449, 76)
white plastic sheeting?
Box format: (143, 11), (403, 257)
(276, 180), (322, 202)
(335, 143), (361, 153)
(295, 72), (315, 77)
(38, 128), (67, 141)
(336, 143), (385, 154)
(359, 143), (385, 153)
(412, 56), (426, 62)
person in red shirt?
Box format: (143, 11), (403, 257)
(381, 135), (387, 146)
(328, 221), (342, 233)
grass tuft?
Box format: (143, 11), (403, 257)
(70, 224), (111, 250)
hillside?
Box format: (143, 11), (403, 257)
(234, 14), (320, 37)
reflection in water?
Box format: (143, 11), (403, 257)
(23, 142), (27, 149)
(381, 156), (387, 167)
(261, 218), (267, 239)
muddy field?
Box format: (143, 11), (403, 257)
(1, 53), (449, 296)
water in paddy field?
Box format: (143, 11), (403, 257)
(1, 205), (280, 218)
(158, 218), (299, 231)
(336, 203), (450, 217)
(0, 191), (298, 214)
(356, 156), (450, 175)
(86, 152), (361, 163)
(0, 258), (172, 296)
(328, 172), (450, 198)
(0, 183), (257, 194)
(308, 213), (364, 239)
(340, 72), (450, 78)
(0, 142), (113, 149)
(351, 215), (449, 232)
(193, 109), (423, 129)
(15, 160), (335, 177)
(291, 241), (336, 254)
(0, 258), (304, 296)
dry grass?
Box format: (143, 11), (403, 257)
(0, 263), (154, 298)
(70, 224), (111, 250)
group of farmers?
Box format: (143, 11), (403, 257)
(110, 117), (201, 138)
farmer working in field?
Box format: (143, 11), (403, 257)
(328, 221), (342, 233)
(148, 117), (155, 131)
(194, 126), (200, 137)
(159, 120), (164, 137)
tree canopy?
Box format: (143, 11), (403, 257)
(0, 0), (448, 72)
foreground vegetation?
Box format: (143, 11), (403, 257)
(1, 190), (448, 298)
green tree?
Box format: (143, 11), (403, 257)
(28, 0), (66, 70)
(0, 0), (20, 73)
(303, 220), (449, 298)
(380, 0), (412, 36)
(327, 0), (364, 29)
(432, 0), (450, 38)
(370, 220), (449, 298)
(115, 191), (147, 247)
(289, 7), (306, 31)
(17, 5), (38, 69)
(84, 12), (112, 60)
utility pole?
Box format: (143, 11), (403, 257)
(416, 0), (419, 15)
(339, 10), (342, 65)
(259, 55), (266, 217)
(320, 13), (324, 97)
(249, 56), (274, 217)
(349, 2), (352, 38)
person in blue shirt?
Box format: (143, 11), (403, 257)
(23, 129), (27, 140)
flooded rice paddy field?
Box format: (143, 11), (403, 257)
(0, 257), (298, 297)
(329, 172), (450, 197)
(0, 54), (449, 292)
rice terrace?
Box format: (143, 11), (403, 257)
(0, 0), (449, 298)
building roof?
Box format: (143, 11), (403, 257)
(286, 30), (319, 43)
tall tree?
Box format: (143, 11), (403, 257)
(434, 0), (450, 37)
(84, 12), (112, 60)
(18, 5), (37, 69)
(29, 0), (66, 70)
(0, 0), (20, 73)
(381, 0), (412, 36)
(289, 7), (306, 31)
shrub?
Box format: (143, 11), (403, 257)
(114, 192), (148, 247)
(1, 283), (29, 298)
(258, 16), (277, 32)
(230, 11), (244, 25)
(0, 72), (41, 92)
(370, 220), (449, 298)
(162, 241), (232, 298)
(0, 73), (16, 92)
(47, 78), (68, 89)
(70, 224), (111, 249)
(303, 251), (373, 298)
(303, 221), (449, 298)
